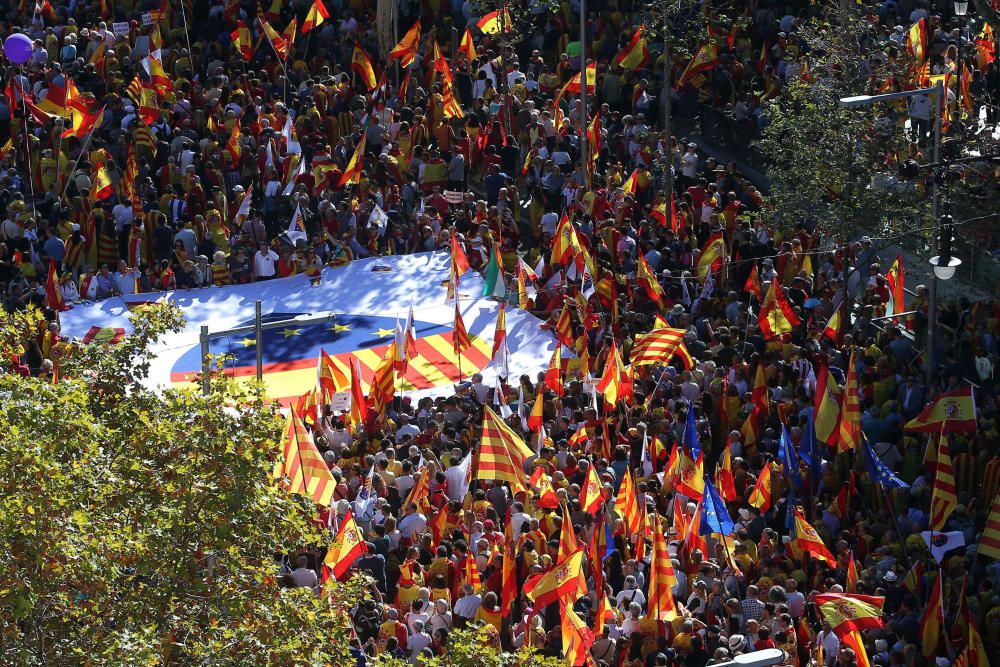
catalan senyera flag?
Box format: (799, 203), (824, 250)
(908, 18), (928, 63)
(886, 256), (905, 318)
(677, 42), (720, 88)
(613, 26), (650, 70)
(389, 20), (421, 67)
(523, 546), (585, 608)
(695, 233), (725, 279)
(594, 591), (614, 637)
(351, 44), (378, 91)
(748, 462), (773, 512)
(231, 20), (252, 60)
(301, 0), (330, 34)
(792, 509), (836, 567)
(477, 8), (512, 34)
(560, 600), (595, 666)
(979, 492), (1000, 560)
(836, 350), (862, 453)
(336, 134), (366, 188)
(322, 508), (367, 581)
(616, 466), (642, 539)
(475, 406), (534, 493)
(758, 276), (801, 340)
(596, 338), (631, 406)
(904, 386), (978, 433)
(814, 363), (842, 445)
(272, 409), (335, 507)
(629, 328), (686, 366)
(458, 27), (477, 62)
(920, 573), (943, 657)
(491, 302), (507, 358)
(814, 593), (885, 638)
(647, 517), (679, 621)
(928, 430), (958, 531)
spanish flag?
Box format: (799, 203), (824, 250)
(822, 304), (842, 342)
(389, 20), (421, 68)
(758, 276), (800, 340)
(91, 160), (114, 200)
(225, 122), (242, 163)
(814, 363), (842, 445)
(544, 345), (563, 396)
(526, 393), (544, 432)
(675, 446), (704, 500)
(613, 26), (650, 70)
(846, 551), (859, 593)
(530, 466), (559, 509)
(635, 253), (664, 305)
(45, 259), (68, 312)
(523, 547), (585, 608)
(563, 63), (598, 94)
(322, 508), (367, 581)
(903, 387), (978, 433)
(748, 462), (773, 512)
(317, 348), (350, 399)
(580, 465), (603, 514)
(621, 168), (638, 195)
(301, 0), (330, 34)
(695, 233), (725, 279)
(560, 600), (595, 665)
(257, 16), (289, 61)
(676, 42), (720, 89)
(908, 18), (928, 63)
(886, 255), (905, 317)
(474, 406), (534, 492)
(458, 27), (477, 62)
(477, 8), (511, 34)
(272, 409), (336, 507)
(814, 593), (885, 637)
(596, 338), (631, 406)
(842, 630), (872, 667)
(351, 43), (378, 91)
(230, 20), (252, 61)
(792, 509), (836, 567)
(920, 573), (943, 657)
(647, 517), (679, 621)
(336, 134), (366, 188)
(349, 358), (369, 428)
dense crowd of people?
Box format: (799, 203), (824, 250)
(1, 0), (1000, 665)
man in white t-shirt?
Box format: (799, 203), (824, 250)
(253, 242), (279, 280)
(453, 584), (482, 620)
(289, 555), (319, 594)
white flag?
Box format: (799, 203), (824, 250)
(369, 204), (389, 236)
(445, 451), (473, 502)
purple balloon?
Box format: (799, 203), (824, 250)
(4, 34), (33, 65)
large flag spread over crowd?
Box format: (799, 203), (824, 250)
(1, 0), (1000, 665)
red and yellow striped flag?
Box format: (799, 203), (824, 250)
(836, 349), (862, 452)
(979, 491), (1000, 560)
(464, 551), (483, 592)
(272, 409), (335, 507)
(453, 302), (472, 355)
(322, 507), (367, 581)
(616, 466), (642, 538)
(474, 406), (534, 492)
(929, 429), (958, 531)
(629, 328), (686, 366)
(647, 513), (679, 621)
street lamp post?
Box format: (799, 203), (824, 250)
(927, 214), (962, 384)
(839, 81), (944, 386)
(954, 0), (969, 115)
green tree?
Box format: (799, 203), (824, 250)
(0, 304), (361, 666)
(753, 5), (928, 239)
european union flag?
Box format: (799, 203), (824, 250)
(685, 405), (701, 457)
(798, 413), (822, 491)
(863, 435), (909, 489)
(701, 475), (735, 536)
(780, 425), (802, 491)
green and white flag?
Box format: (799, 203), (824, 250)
(482, 249), (506, 299)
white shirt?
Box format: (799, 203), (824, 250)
(407, 631), (432, 658)
(615, 587), (646, 610)
(253, 249), (279, 277)
(397, 512), (427, 538)
(290, 567), (319, 593)
(681, 151), (699, 178)
(453, 593), (482, 618)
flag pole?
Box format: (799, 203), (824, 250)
(15, 70), (38, 219)
(60, 113), (101, 200)
(178, 0), (195, 74)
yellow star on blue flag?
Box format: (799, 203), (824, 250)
(372, 327), (395, 338)
(283, 328), (301, 337)
(241, 337), (257, 347)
